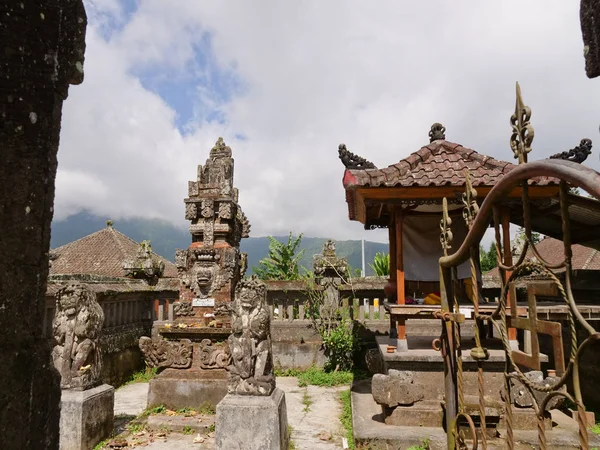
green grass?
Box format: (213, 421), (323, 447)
(182, 425), (194, 435)
(93, 439), (108, 450)
(407, 439), (430, 450)
(127, 422), (146, 433)
(302, 391), (313, 412)
(197, 401), (216, 415)
(208, 423), (216, 433)
(125, 367), (158, 385)
(339, 390), (354, 450)
(141, 404), (166, 417)
(288, 425), (296, 450)
(591, 423), (600, 435)
(297, 367), (355, 387)
(275, 365), (370, 387)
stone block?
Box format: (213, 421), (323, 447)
(147, 368), (228, 410)
(383, 401), (444, 427)
(215, 388), (289, 450)
(508, 371), (565, 410)
(371, 373), (424, 407)
(59, 384), (114, 450)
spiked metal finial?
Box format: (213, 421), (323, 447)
(510, 82), (534, 164)
(440, 197), (453, 256)
(461, 170), (479, 229)
(429, 123), (446, 142)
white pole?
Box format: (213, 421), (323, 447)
(361, 238), (365, 277)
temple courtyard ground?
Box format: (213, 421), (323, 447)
(108, 377), (347, 450)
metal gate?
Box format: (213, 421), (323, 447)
(436, 84), (600, 449)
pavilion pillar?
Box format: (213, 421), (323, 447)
(387, 212), (398, 352)
(395, 208), (407, 351)
(502, 208), (519, 349)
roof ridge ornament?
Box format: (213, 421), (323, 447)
(429, 123), (446, 142)
(510, 82), (534, 164)
(549, 138), (593, 164)
(338, 143), (377, 170)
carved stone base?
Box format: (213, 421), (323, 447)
(215, 388), (289, 450)
(59, 384), (114, 450)
(147, 368), (228, 410)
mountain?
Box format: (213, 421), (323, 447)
(50, 212), (389, 276)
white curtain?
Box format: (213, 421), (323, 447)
(402, 214), (473, 281)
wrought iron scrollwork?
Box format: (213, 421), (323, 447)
(440, 197), (453, 256)
(510, 82), (534, 164)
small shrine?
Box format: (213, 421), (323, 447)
(339, 123), (558, 351)
(139, 137), (250, 410)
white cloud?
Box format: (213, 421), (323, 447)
(57, 0), (600, 243)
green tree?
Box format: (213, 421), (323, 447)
(253, 232), (306, 280)
(480, 243), (498, 273)
(368, 252), (390, 276)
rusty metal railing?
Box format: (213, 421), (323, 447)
(437, 84), (600, 450)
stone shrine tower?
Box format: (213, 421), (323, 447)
(175, 137), (250, 319)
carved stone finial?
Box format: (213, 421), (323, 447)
(123, 240), (165, 280)
(313, 239), (348, 281)
(227, 276), (274, 396)
(52, 282), (104, 390)
(549, 138), (593, 164)
(338, 143), (377, 170)
(106, 219), (114, 228)
(429, 123), (446, 142)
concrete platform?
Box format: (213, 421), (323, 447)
(351, 379), (600, 450)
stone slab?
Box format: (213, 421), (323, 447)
(147, 368), (227, 410)
(147, 413), (215, 433)
(351, 379), (600, 450)
(60, 384), (114, 450)
(215, 388), (289, 450)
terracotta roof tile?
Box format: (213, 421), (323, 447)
(344, 140), (551, 189)
(50, 226), (178, 278)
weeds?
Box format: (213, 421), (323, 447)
(302, 391), (313, 413)
(591, 423), (600, 435)
(127, 422), (146, 434)
(208, 423), (216, 433)
(297, 366), (354, 387)
(93, 439), (108, 450)
(288, 425), (296, 450)
(182, 425), (194, 435)
(339, 390), (354, 450)
(197, 401), (216, 415)
(125, 366), (157, 385)
(407, 439), (430, 450)
(141, 404), (166, 417)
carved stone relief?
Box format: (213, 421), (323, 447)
(227, 276), (275, 396)
(138, 336), (193, 369)
(51, 282), (104, 390)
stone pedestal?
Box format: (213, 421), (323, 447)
(148, 368), (228, 410)
(216, 388), (289, 450)
(59, 384), (114, 450)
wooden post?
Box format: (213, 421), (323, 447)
(502, 208), (518, 348)
(395, 208), (407, 351)
(387, 212), (398, 352)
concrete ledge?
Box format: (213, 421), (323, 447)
(60, 384), (114, 450)
(216, 388), (289, 450)
(148, 368), (227, 410)
(147, 414), (215, 433)
(351, 379), (600, 450)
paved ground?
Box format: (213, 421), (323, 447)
(114, 382), (149, 417)
(110, 377), (347, 449)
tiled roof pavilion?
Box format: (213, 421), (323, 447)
(50, 223), (178, 279)
(340, 132), (559, 228)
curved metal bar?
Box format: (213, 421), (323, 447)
(440, 159), (600, 269)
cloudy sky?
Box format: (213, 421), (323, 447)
(56, 1), (600, 243)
